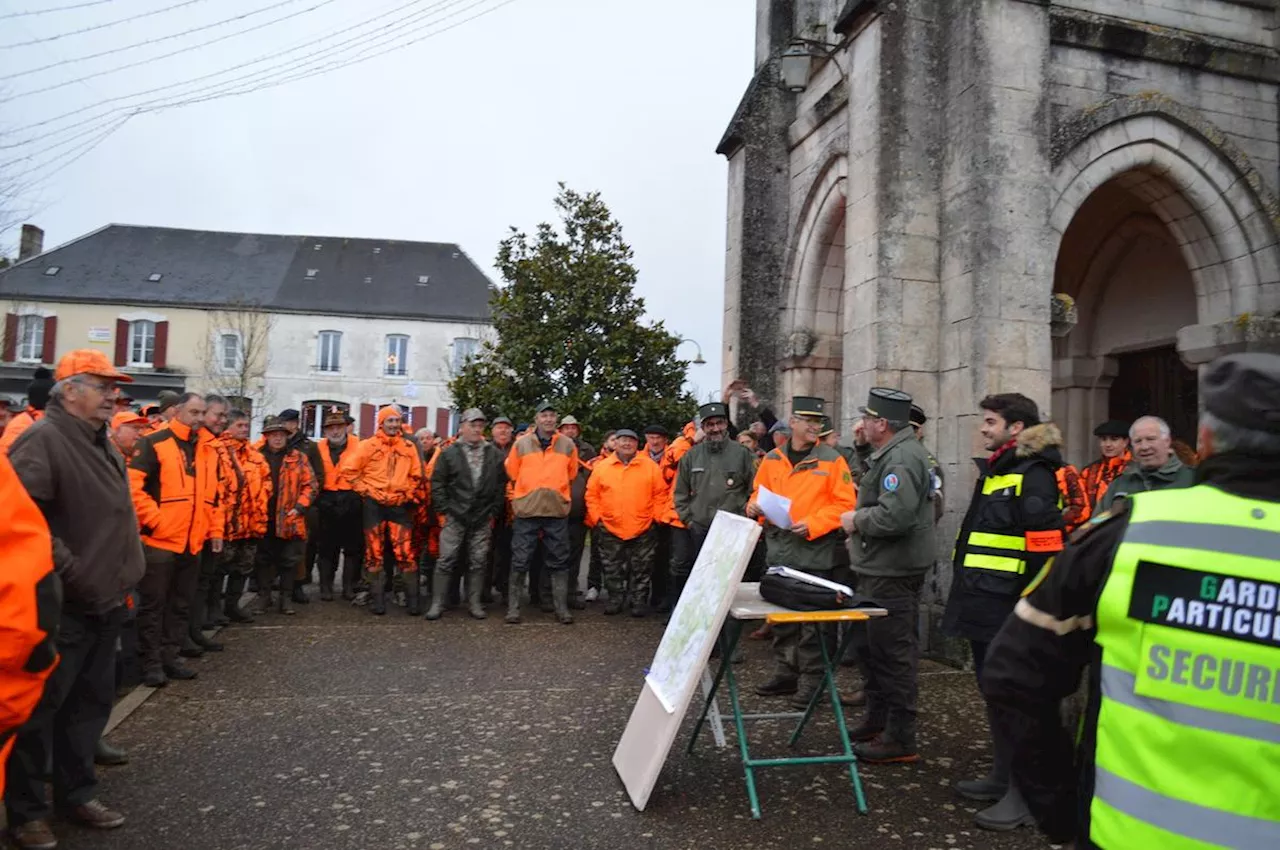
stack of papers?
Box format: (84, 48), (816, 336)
(756, 486), (794, 528)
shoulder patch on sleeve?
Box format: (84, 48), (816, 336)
(1068, 497), (1130, 544)
(883, 473), (899, 492)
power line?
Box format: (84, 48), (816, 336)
(1, 0), (211, 48)
(4, 0), (520, 191)
(1, 0), (318, 82)
(1, 0), (339, 98)
(0, 0), (450, 145)
(0, 0), (119, 19)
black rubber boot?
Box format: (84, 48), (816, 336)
(370, 571), (387, 616)
(505, 572), (523, 624)
(425, 571), (449, 620)
(405, 576), (421, 617)
(341, 557), (357, 601)
(466, 568), (487, 620)
(956, 705), (1011, 802)
(94, 738), (129, 767)
(252, 564), (274, 615)
(319, 559), (336, 601)
(551, 571), (574, 625)
(279, 573), (296, 615)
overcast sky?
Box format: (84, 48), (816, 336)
(0, 0), (754, 398)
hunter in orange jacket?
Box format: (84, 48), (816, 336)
(214, 410), (271, 622)
(340, 407), (423, 614)
(749, 435), (857, 571)
(504, 429), (579, 519)
(0, 452), (59, 800)
(585, 449), (669, 541)
(0, 407), (42, 456)
(253, 417), (320, 616)
(129, 416), (224, 555)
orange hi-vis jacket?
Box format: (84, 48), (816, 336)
(505, 431), (579, 519)
(750, 444), (857, 540)
(585, 452), (669, 540)
(319, 436), (360, 492)
(129, 420), (224, 554)
(659, 423), (696, 527)
(0, 408), (42, 456)
(1080, 451), (1131, 510)
(261, 445), (318, 540)
(0, 452), (59, 800)
(217, 434), (271, 541)
(339, 431), (423, 507)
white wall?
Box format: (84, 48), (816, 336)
(266, 313), (492, 433)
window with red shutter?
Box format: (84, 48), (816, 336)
(3, 314), (17, 362)
(152, 320), (169, 369)
(41, 316), (57, 364)
(114, 319), (128, 366)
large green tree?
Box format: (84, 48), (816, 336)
(450, 184), (695, 442)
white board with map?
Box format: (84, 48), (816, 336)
(612, 511), (762, 811)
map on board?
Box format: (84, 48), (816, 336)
(644, 511), (761, 713)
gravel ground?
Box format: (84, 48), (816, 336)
(45, 590), (1061, 850)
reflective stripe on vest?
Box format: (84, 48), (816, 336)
(1091, 486), (1280, 850)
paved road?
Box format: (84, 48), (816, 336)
(57, 592), (1057, 850)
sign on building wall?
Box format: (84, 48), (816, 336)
(87, 326), (112, 343)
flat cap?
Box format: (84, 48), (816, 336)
(156, 390), (181, 413)
(644, 424), (669, 437)
(1201, 352), (1280, 435)
(460, 407), (487, 424)
(559, 415), (580, 427)
(278, 408), (301, 422)
(614, 429), (639, 441)
(1093, 420), (1130, 438)
(492, 416), (513, 426)
(535, 400), (556, 414)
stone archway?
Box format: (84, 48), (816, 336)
(780, 155), (847, 420)
(1049, 108), (1280, 464)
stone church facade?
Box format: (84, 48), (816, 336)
(719, 0), (1280, 640)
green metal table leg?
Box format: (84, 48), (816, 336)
(821, 628), (867, 813)
(686, 622), (739, 755)
(718, 622), (762, 819)
(789, 626), (860, 745)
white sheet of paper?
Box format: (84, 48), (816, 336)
(757, 485), (794, 529)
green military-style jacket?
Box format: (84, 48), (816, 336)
(674, 438), (758, 530)
(849, 427), (937, 577)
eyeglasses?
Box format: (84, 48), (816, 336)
(72, 377), (118, 396)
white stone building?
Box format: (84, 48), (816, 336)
(720, 0), (1280, 640)
(0, 224), (494, 435)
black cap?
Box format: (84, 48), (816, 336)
(279, 408), (301, 422)
(909, 404), (927, 427)
(644, 424), (669, 438)
(1201, 352), (1280, 435)
(792, 396), (825, 418)
(535, 400), (555, 414)
(1093, 420), (1130, 438)
(698, 402), (729, 421)
(859, 387), (912, 423)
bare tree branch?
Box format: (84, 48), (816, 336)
(197, 299), (275, 419)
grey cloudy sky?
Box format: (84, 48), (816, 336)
(0, 0), (753, 398)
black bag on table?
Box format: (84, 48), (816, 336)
(759, 570), (878, 612)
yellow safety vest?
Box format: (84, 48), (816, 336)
(1092, 485), (1280, 849)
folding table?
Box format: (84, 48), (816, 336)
(687, 582), (886, 819)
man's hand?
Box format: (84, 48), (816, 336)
(745, 501), (762, 520)
(286, 508), (298, 519)
(211, 537), (224, 554)
(789, 521), (809, 537)
(841, 510), (857, 534)
(853, 420), (867, 446)
(693, 427), (706, 444)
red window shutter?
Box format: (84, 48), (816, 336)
(411, 406), (427, 430)
(152, 320), (169, 369)
(3, 313), (16, 362)
(435, 408), (451, 437)
(114, 319), (128, 366)
(359, 403), (376, 439)
(41, 316), (57, 364)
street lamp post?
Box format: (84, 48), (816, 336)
(676, 337), (706, 365)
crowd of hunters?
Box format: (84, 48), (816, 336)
(0, 345), (1276, 850)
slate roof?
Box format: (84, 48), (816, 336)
(0, 224), (494, 322)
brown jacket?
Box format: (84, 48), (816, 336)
(8, 401), (145, 615)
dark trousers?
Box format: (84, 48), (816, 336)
(587, 529), (603, 591)
(191, 542), (221, 637)
(489, 516), (512, 593)
(510, 516), (569, 574)
(5, 606), (124, 826)
(668, 524), (707, 607)
(256, 537), (304, 595)
(317, 496), (363, 588)
(567, 520), (587, 593)
(649, 523), (672, 606)
(970, 639), (989, 683)
(138, 546), (200, 672)
(853, 574), (924, 734)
